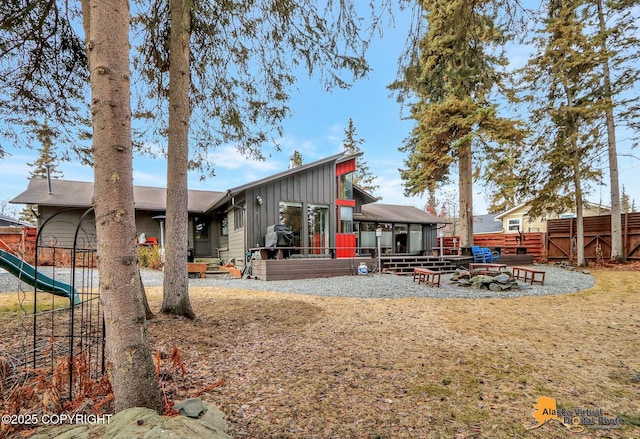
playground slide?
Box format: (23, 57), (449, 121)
(0, 249), (80, 305)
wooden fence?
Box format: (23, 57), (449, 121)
(439, 232), (545, 260)
(546, 212), (640, 261)
(0, 226), (36, 255)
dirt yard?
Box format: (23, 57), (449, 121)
(2, 267), (639, 438)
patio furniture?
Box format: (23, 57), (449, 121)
(471, 246), (484, 263)
(512, 266), (545, 285)
(413, 268), (441, 287)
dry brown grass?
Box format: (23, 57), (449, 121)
(143, 268), (639, 438)
(2, 268), (639, 438)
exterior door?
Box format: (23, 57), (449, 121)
(194, 216), (211, 257)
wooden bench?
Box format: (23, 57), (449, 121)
(468, 263), (507, 271)
(187, 262), (207, 278)
(413, 268), (441, 287)
(512, 266), (545, 285)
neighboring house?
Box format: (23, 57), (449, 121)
(495, 201), (611, 233)
(439, 213), (502, 236)
(0, 215), (34, 228)
(11, 153), (444, 271)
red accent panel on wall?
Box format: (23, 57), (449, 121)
(336, 158), (356, 176)
(336, 233), (356, 258)
(335, 199), (355, 207)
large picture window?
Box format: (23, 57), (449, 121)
(378, 223), (393, 253)
(409, 224), (423, 254)
(359, 222), (377, 250)
(279, 201), (302, 246)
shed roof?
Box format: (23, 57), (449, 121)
(204, 152), (356, 212)
(357, 204), (445, 224)
(0, 214), (34, 227)
(10, 179), (221, 213)
(473, 213), (503, 234)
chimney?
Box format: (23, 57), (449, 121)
(46, 164), (52, 194)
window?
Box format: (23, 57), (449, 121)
(508, 218), (521, 232)
(234, 207), (244, 231)
(359, 222), (377, 249)
(195, 218), (208, 239)
(409, 224), (423, 254)
(279, 201), (302, 246)
(339, 172), (354, 200)
(308, 204), (329, 254)
(221, 216), (228, 236)
(378, 223), (393, 253)
(339, 206), (353, 233)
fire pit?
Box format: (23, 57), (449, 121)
(450, 268), (523, 291)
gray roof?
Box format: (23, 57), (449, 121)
(357, 204), (445, 224)
(473, 213), (503, 234)
(10, 179), (222, 213)
(0, 214), (34, 227)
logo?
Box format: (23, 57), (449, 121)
(528, 397), (624, 432)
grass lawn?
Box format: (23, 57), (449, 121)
(1, 268), (639, 438)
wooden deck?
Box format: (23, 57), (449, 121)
(251, 257), (374, 281)
(247, 252), (534, 281)
(380, 255), (458, 275)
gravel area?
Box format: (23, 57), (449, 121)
(0, 264), (595, 299)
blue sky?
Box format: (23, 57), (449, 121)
(2, 5), (639, 217)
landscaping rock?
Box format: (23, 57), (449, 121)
(451, 272), (523, 291)
(28, 401), (230, 439)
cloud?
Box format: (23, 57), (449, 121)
(209, 145), (283, 173)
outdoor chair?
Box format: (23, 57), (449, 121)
(481, 247), (494, 263)
(471, 246), (484, 263)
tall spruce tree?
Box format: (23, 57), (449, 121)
(26, 122), (64, 180)
(591, 0), (639, 262)
(80, 0), (162, 412)
(342, 118), (379, 197)
(392, 0), (524, 248)
(517, 0), (605, 266)
(20, 122), (64, 224)
(290, 150), (304, 168)
(0, 2), (91, 160)
(621, 185), (631, 213)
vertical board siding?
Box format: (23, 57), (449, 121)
(249, 163), (335, 248)
(547, 212), (640, 260)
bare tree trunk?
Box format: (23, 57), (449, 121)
(458, 140), (474, 248)
(596, 0), (625, 262)
(81, 0), (162, 412)
(572, 149), (586, 266)
(161, 0), (195, 318)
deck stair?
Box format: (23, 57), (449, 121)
(380, 255), (457, 275)
(194, 257), (222, 272)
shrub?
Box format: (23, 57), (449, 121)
(137, 246), (163, 270)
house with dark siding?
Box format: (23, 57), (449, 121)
(11, 152), (443, 279)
